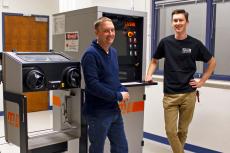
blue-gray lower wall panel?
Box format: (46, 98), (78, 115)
(143, 132), (221, 153)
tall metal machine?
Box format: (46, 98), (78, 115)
(52, 6), (157, 153)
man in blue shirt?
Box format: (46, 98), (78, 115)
(81, 17), (130, 153)
(145, 9), (216, 153)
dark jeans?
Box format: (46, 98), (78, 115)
(86, 111), (128, 153)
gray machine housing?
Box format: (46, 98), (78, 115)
(2, 52), (82, 153)
(52, 6), (157, 153)
(53, 6), (148, 86)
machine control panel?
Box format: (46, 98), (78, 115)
(103, 13), (144, 82)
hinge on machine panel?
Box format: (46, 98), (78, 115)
(143, 94), (146, 100)
(141, 140), (144, 146)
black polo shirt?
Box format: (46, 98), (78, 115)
(153, 35), (212, 94)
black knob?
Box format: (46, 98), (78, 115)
(65, 67), (80, 88)
(25, 69), (45, 90)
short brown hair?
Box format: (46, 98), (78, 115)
(172, 9), (189, 22)
(94, 17), (113, 30)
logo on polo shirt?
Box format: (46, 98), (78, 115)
(182, 48), (192, 54)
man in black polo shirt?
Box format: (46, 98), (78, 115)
(145, 9), (216, 153)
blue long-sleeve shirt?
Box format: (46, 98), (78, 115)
(81, 40), (128, 115)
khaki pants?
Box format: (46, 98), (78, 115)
(163, 91), (196, 153)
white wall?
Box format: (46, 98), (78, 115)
(0, 0), (59, 111)
(59, 0), (93, 12)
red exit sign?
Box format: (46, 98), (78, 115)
(66, 32), (79, 40)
